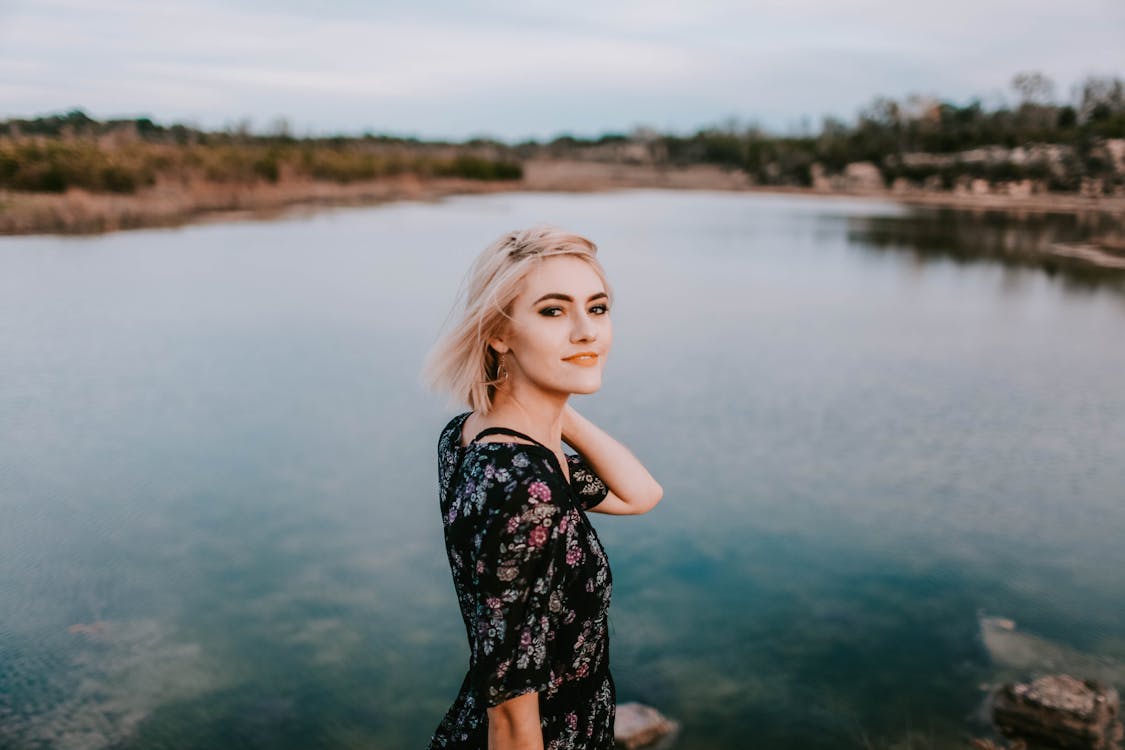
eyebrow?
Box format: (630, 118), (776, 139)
(533, 292), (609, 305)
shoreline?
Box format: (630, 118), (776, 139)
(2, 159), (1124, 239)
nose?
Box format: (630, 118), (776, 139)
(571, 309), (597, 343)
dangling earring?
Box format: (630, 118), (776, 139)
(497, 354), (509, 384)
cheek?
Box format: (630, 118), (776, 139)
(512, 327), (560, 367)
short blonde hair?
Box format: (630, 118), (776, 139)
(421, 225), (612, 415)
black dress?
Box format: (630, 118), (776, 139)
(427, 411), (616, 750)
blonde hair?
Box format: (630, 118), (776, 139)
(421, 225), (612, 415)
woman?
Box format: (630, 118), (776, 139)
(421, 226), (663, 750)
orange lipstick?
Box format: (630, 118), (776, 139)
(562, 352), (600, 368)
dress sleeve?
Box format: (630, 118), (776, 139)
(471, 451), (567, 707)
(565, 452), (610, 511)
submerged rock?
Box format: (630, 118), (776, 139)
(614, 702), (680, 749)
(993, 674), (1122, 750)
(978, 615), (1125, 687)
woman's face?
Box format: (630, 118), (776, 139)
(492, 255), (612, 398)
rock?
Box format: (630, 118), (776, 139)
(843, 161), (884, 192)
(979, 615), (1125, 688)
(810, 163), (832, 191)
(1105, 139), (1125, 174)
(614, 701), (680, 749)
(68, 620), (111, 637)
(1081, 177), (1106, 198)
(993, 674), (1122, 750)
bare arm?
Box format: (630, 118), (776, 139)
(561, 404), (664, 515)
(487, 692), (544, 750)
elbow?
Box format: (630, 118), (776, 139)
(640, 481), (664, 514)
(486, 692), (541, 745)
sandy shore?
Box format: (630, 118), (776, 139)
(2, 159), (1124, 238)
(522, 160), (1125, 217)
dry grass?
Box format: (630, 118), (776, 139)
(0, 174), (520, 234)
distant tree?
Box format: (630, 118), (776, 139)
(1011, 71), (1055, 106)
(1076, 75), (1125, 121)
(717, 115), (743, 134)
(858, 96), (902, 129)
(134, 117), (160, 136)
(816, 116), (851, 171)
(854, 96), (904, 160)
(1057, 106), (1078, 129)
(229, 117), (253, 141)
(629, 125), (660, 142)
(268, 117), (292, 140)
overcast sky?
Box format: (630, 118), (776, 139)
(1, 0), (1122, 141)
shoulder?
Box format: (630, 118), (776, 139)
(438, 411), (472, 452)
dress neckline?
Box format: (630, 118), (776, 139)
(452, 411), (573, 489)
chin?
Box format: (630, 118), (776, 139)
(569, 378), (603, 395)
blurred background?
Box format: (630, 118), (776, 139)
(2, 2), (1124, 749)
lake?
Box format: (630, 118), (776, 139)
(1, 191), (1123, 750)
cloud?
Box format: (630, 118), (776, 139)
(1, 0), (1122, 139)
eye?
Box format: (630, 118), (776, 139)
(539, 307), (563, 317)
(590, 304), (609, 315)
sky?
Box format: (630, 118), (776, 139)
(0, 0), (1122, 142)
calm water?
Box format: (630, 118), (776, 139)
(2, 191), (1124, 750)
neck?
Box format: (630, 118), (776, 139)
(486, 383), (567, 450)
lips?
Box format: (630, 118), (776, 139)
(563, 352), (600, 367)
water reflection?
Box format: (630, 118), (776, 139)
(847, 207), (1125, 294)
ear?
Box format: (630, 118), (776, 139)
(488, 336), (510, 355)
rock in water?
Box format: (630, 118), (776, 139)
(978, 615), (1125, 686)
(614, 702), (680, 749)
(993, 674), (1122, 750)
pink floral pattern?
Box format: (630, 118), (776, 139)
(428, 412), (615, 750)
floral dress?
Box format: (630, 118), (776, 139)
(427, 411), (616, 750)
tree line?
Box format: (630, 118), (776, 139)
(2, 72), (1123, 195)
(649, 73), (1125, 192)
(0, 111), (521, 194)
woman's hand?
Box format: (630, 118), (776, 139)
(560, 403), (664, 515)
